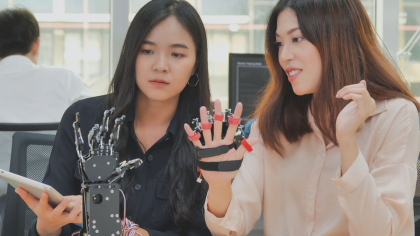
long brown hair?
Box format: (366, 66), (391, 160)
(255, 0), (420, 156)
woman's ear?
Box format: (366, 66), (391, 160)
(191, 60), (199, 76)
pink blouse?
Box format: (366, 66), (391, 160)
(205, 98), (419, 236)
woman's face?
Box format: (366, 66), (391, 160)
(135, 15), (197, 102)
(276, 8), (322, 95)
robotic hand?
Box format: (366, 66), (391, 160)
(73, 108), (143, 236)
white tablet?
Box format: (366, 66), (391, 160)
(0, 169), (74, 212)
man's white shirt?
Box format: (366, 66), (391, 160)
(0, 55), (92, 196)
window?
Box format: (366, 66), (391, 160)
(399, 0), (420, 98)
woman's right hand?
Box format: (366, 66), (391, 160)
(184, 100), (258, 217)
(15, 187), (83, 236)
(184, 99), (259, 187)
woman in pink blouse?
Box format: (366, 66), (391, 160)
(184, 0), (420, 235)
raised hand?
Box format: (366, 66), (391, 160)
(335, 80), (376, 175)
(15, 187), (83, 236)
(336, 80), (376, 140)
(184, 99), (259, 186)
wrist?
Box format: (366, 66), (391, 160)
(36, 220), (62, 236)
(336, 133), (357, 145)
(207, 181), (232, 218)
(136, 228), (149, 236)
(208, 181), (231, 193)
(338, 135), (359, 176)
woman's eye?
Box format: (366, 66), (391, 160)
(292, 37), (304, 43)
(274, 42), (283, 48)
(142, 50), (153, 54)
(172, 53), (183, 58)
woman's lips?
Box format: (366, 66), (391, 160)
(288, 71), (301, 83)
(150, 80), (169, 87)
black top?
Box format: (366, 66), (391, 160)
(28, 95), (211, 236)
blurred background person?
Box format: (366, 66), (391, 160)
(0, 7), (92, 221)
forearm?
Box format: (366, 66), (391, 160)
(36, 221), (62, 236)
(332, 160), (416, 235)
(207, 181), (232, 218)
(338, 134), (359, 176)
(337, 176), (393, 235)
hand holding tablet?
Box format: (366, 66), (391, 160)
(0, 169), (83, 235)
(0, 169), (74, 212)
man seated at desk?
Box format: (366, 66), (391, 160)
(0, 7), (92, 223)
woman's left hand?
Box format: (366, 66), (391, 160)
(336, 80), (376, 141)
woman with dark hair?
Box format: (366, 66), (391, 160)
(190, 0), (420, 235)
(16, 0), (212, 235)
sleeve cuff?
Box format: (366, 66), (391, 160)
(332, 149), (369, 194)
(204, 194), (240, 233)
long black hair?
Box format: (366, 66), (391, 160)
(105, 0), (211, 232)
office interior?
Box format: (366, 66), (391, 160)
(0, 0), (419, 235)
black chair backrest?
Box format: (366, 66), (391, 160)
(1, 132), (55, 236)
(0, 123), (59, 132)
(415, 154), (420, 235)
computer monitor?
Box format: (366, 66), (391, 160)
(228, 53), (270, 123)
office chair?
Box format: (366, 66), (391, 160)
(0, 122), (58, 236)
(415, 154), (420, 235)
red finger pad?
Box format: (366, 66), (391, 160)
(214, 114), (224, 121)
(201, 122), (212, 130)
(228, 117), (241, 125)
(188, 132), (201, 141)
(241, 139), (253, 152)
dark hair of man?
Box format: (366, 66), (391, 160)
(105, 0), (211, 233)
(0, 7), (39, 58)
(255, 0), (420, 156)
